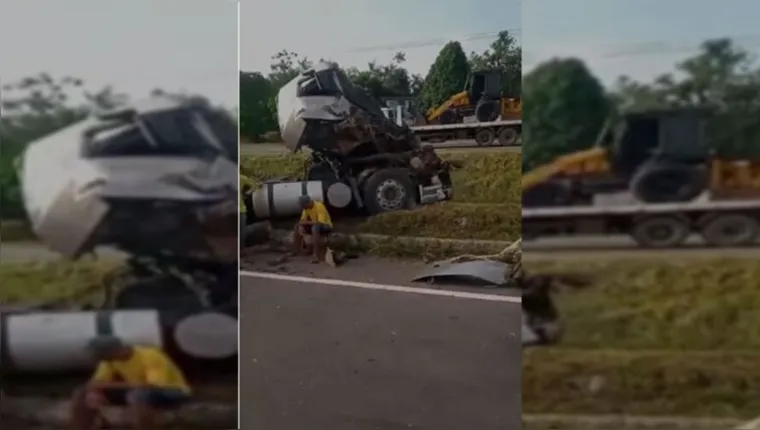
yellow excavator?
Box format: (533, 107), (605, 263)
(522, 108), (760, 207)
(424, 70), (521, 125)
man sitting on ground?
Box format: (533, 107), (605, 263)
(69, 335), (192, 430)
(293, 195), (334, 264)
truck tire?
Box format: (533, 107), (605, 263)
(699, 213), (760, 246)
(362, 168), (416, 215)
(475, 128), (495, 146)
(475, 100), (499, 122)
(631, 215), (690, 248)
(497, 127), (519, 146)
(630, 162), (707, 203)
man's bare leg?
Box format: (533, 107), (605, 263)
(292, 225), (306, 255)
(126, 393), (158, 430)
(312, 234), (327, 263)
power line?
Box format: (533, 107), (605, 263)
(341, 29), (520, 55)
(524, 33), (760, 62)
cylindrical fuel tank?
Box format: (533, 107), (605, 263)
(0, 310), (238, 375)
(0, 310), (162, 373)
(251, 180), (353, 219)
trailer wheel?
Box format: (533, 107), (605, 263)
(700, 214), (760, 246)
(475, 128), (495, 146)
(631, 162), (707, 203)
(631, 216), (690, 248)
(475, 100), (499, 122)
(362, 168), (416, 215)
(497, 127), (519, 146)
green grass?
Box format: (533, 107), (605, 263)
(0, 260), (121, 305)
(523, 349), (760, 418)
(1, 219), (36, 242)
(524, 257), (760, 417)
(527, 258), (760, 350)
(343, 202), (519, 242)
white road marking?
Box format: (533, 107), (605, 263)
(240, 270), (521, 303)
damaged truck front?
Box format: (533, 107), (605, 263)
(245, 62), (454, 221)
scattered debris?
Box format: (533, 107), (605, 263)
(412, 260), (511, 287)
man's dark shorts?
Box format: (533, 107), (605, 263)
(302, 222), (332, 236)
(100, 387), (190, 409)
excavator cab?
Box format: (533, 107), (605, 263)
(610, 107), (711, 202)
(468, 70), (503, 122)
(467, 70), (503, 105)
(611, 108), (710, 177)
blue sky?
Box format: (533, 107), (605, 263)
(0, 0), (238, 106)
(524, 0), (760, 86)
(241, 0), (520, 76)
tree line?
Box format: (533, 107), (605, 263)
(0, 75), (214, 220)
(523, 38), (760, 169)
(239, 31), (521, 142)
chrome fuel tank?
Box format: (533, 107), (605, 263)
(250, 180), (353, 219)
(0, 309), (238, 374)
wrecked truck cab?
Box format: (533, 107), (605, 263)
(19, 96), (239, 313)
(261, 61), (453, 219)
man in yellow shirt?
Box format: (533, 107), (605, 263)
(69, 335), (192, 430)
(293, 195), (334, 264)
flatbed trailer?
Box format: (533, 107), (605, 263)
(522, 192), (760, 247)
(410, 119), (521, 147)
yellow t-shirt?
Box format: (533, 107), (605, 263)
(91, 345), (191, 394)
(299, 201), (332, 227)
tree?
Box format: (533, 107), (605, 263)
(614, 38), (760, 157)
(345, 52), (414, 99)
(469, 30), (522, 97)
(522, 58), (611, 169)
(420, 41), (471, 110)
(239, 71), (277, 140)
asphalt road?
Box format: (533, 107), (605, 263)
(239, 268), (521, 430)
(4, 235), (757, 265)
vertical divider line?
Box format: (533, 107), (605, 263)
(235, 1), (242, 428)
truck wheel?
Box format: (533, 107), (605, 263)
(475, 128), (495, 146)
(631, 162), (707, 203)
(700, 214), (760, 246)
(362, 168), (416, 215)
(497, 127), (519, 146)
(631, 216), (690, 248)
(475, 100), (499, 122)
